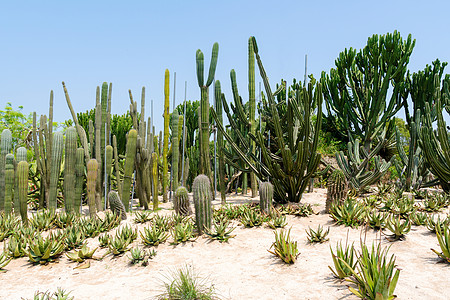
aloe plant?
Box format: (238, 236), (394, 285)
(205, 219), (236, 242)
(329, 240), (357, 279)
(306, 225), (330, 243)
(27, 234), (65, 264)
(140, 225), (169, 246)
(268, 228), (300, 264)
(431, 223), (450, 263)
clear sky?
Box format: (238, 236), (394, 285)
(1, 1), (449, 131)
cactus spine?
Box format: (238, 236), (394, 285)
(49, 131), (64, 210)
(74, 148), (85, 214)
(196, 43), (219, 181)
(17, 161), (28, 224)
(174, 186), (191, 216)
(326, 169), (348, 213)
(259, 181), (273, 214)
(108, 190), (127, 220)
(0, 129), (12, 211)
(163, 69), (170, 202)
(152, 152), (159, 210)
(87, 159), (98, 217)
(121, 129), (137, 211)
(4, 154), (14, 214)
(171, 110), (180, 191)
(192, 174), (212, 234)
(214, 81), (226, 204)
(64, 127), (77, 213)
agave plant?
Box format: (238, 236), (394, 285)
(134, 211), (152, 224)
(64, 225), (85, 250)
(425, 214), (449, 234)
(0, 213), (18, 242)
(29, 288), (74, 300)
(329, 197), (366, 228)
(329, 240), (357, 279)
(171, 213), (193, 226)
(27, 234), (65, 264)
(344, 243), (400, 300)
(205, 219), (236, 242)
(384, 215), (411, 241)
(431, 223), (450, 263)
(128, 247), (152, 266)
(378, 195), (396, 213)
(306, 225), (330, 243)
(391, 196), (415, 218)
(410, 211), (428, 226)
(98, 234), (110, 248)
(140, 225), (169, 246)
(79, 217), (103, 238)
(152, 214), (172, 231)
(284, 203), (314, 217)
(423, 196), (442, 212)
(115, 224), (138, 242)
(101, 211), (121, 231)
(0, 250), (12, 272)
(267, 211), (288, 229)
(240, 209), (264, 227)
(66, 244), (98, 263)
(108, 235), (131, 256)
(6, 234), (27, 258)
(171, 222), (196, 245)
(268, 228), (300, 264)
(366, 210), (387, 230)
(54, 212), (77, 229)
(29, 210), (56, 231)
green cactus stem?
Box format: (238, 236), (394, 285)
(172, 110), (180, 192)
(259, 181), (273, 214)
(87, 159), (98, 217)
(193, 174), (212, 234)
(0, 129), (12, 211)
(325, 169), (348, 213)
(64, 127), (77, 213)
(49, 131), (64, 210)
(108, 190), (127, 220)
(214, 81), (226, 204)
(74, 148), (85, 214)
(174, 186), (191, 216)
(17, 161), (28, 224)
(4, 154), (14, 215)
(121, 129), (137, 211)
(152, 152), (159, 210)
(163, 69), (170, 202)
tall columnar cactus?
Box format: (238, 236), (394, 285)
(105, 145), (113, 204)
(112, 135), (122, 200)
(0, 129), (12, 211)
(17, 161), (28, 224)
(87, 159), (98, 217)
(248, 37), (258, 198)
(325, 169), (348, 213)
(14, 148), (27, 216)
(192, 174), (212, 234)
(74, 148), (85, 214)
(16, 147), (27, 162)
(4, 154), (14, 215)
(108, 190), (127, 220)
(121, 129), (137, 211)
(95, 89), (103, 212)
(163, 69), (170, 202)
(152, 152), (159, 210)
(174, 186), (191, 216)
(259, 181), (273, 214)
(64, 127), (77, 213)
(196, 43), (219, 180)
(49, 131), (64, 210)
(171, 110), (180, 192)
(214, 81), (226, 204)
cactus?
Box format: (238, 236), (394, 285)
(74, 148), (85, 214)
(248, 37), (258, 198)
(64, 127), (77, 213)
(16, 147), (27, 162)
(259, 181), (273, 214)
(108, 190), (127, 220)
(174, 186), (191, 216)
(4, 154), (14, 214)
(17, 161), (28, 224)
(87, 159), (98, 217)
(214, 81), (226, 204)
(49, 131), (64, 210)
(0, 129), (12, 211)
(171, 110), (180, 191)
(95, 89), (103, 212)
(152, 152), (159, 210)
(14, 148), (27, 216)
(121, 129), (137, 211)
(192, 174), (212, 234)
(163, 69), (170, 202)
(105, 145), (113, 206)
(196, 43), (218, 181)
(112, 135), (122, 199)
(325, 170), (348, 213)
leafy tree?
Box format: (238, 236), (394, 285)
(0, 102), (33, 149)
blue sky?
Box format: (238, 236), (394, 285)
(1, 1), (449, 131)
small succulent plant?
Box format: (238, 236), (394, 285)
(329, 240), (356, 279)
(27, 234), (65, 265)
(140, 225), (169, 246)
(171, 222), (196, 245)
(306, 225), (330, 243)
(384, 215), (411, 241)
(0, 250), (12, 272)
(267, 211), (288, 229)
(108, 235), (131, 256)
(134, 211), (152, 224)
(66, 244), (97, 263)
(268, 228), (300, 264)
(64, 225), (85, 250)
(329, 197), (365, 228)
(205, 219), (236, 242)
(431, 223), (450, 263)
(115, 224), (138, 242)
(98, 234), (110, 248)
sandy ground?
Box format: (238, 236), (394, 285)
(1, 188), (450, 300)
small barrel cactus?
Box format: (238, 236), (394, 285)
(193, 174), (212, 234)
(259, 181), (273, 214)
(326, 169), (348, 213)
(174, 186), (192, 216)
(108, 191), (127, 220)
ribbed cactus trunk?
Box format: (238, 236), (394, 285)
(49, 132), (64, 210)
(193, 174), (212, 234)
(174, 186), (191, 216)
(0, 129), (12, 211)
(74, 148), (85, 214)
(108, 190), (126, 220)
(121, 129), (137, 211)
(4, 154), (14, 215)
(64, 127), (77, 213)
(112, 135), (122, 200)
(259, 182), (273, 214)
(171, 110), (180, 191)
(17, 161), (28, 224)
(14, 147), (27, 216)
(326, 169), (348, 213)
(95, 89), (103, 212)
(163, 70), (170, 202)
(248, 37), (258, 198)
(214, 81), (226, 204)
(105, 145), (113, 207)
(152, 152), (159, 210)
(87, 159), (98, 217)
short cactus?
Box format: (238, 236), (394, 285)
(326, 169), (348, 213)
(174, 186), (192, 216)
(259, 181), (273, 214)
(87, 159), (98, 217)
(193, 174), (212, 234)
(108, 191), (127, 220)
(17, 161), (28, 224)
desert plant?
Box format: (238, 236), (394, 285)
(27, 234), (65, 264)
(116, 224), (138, 242)
(426, 215), (449, 234)
(134, 210), (152, 223)
(108, 190), (127, 220)
(152, 214), (172, 231)
(384, 215), (411, 241)
(193, 175), (212, 234)
(101, 211), (121, 231)
(140, 225), (169, 246)
(306, 225), (330, 243)
(205, 219), (236, 242)
(329, 240), (357, 279)
(240, 208), (264, 227)
(174, 186), (192, 216)
(27, 288), (74, 300)
(410, 211), (428, 226)
(79, 217), (103, 238)
(268, 228), (300, 264)
(64, 225), (85, 250)
(30, 210), (56, 231)
(55, 212), (76, 229)
(267, 211), (287, 229)
(367, 210), (387, 230)
(6, 234), (27, 258)
(171, 222), (196, 245)
(431, 223), (450, 263)
(66, 244), (97, 263)
(423, 196), (442, 212)
(128, 246), (148, 265)
(326, 169), (348, 213)
(98, 234), (110, 248)
(329, 197), (366, 228)
(108, 235), (131, 256)
(259, 181), (273, 214)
